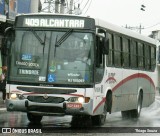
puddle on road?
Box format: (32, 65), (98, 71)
(104, 96), (160, 127)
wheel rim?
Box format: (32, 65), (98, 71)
(137, 95), (142, 114)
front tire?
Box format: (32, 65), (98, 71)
(27, 113), (43, 123)
(92, 97), (107, 126)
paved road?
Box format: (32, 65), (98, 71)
(1, 92), (160, 135)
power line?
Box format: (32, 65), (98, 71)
(143, 23), (160, 29)
(81, 0), (90, 12)
(84, 0), (92, 15)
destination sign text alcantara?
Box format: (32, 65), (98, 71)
(24, 18), (85, 28)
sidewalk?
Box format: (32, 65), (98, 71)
(0, 92), (7, 112)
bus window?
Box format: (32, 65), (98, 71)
(130, 40), (137, 68)
(106, 33), (113, 66)
(113, 35), (121, 67)
(151, 46), (156, 71)
(122, 37), (129, 67)
(138, 42), (144, 69)
(144, 44), (150, 70)
(95, 36), (105, 82)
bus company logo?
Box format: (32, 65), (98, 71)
(106, 73), (116, 84)
(43, 93), (48, 99)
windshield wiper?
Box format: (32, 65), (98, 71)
(55, 29), (73, 47)
(29, 28), (45, 45)
(29, 28), (46, 54)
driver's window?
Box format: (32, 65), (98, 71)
(95, 36), (105, 83)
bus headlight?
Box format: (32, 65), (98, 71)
(68, 97), (90, 103)
(10, 93), (17, 99)
(78, 97), (85, 103)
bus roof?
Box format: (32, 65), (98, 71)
(95, 18), (156, 45)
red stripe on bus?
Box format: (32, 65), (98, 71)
(93, 73), (155, 114)
(93, 97), (106, 114)
(112, 73), (155, 92)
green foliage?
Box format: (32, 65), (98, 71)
(5, 0), (9, 5)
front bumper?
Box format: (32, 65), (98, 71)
(6, 99), (93, 116)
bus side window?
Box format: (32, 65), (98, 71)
(106, 33), (113, 66)
(130, 40), (138, 68)
(122, 37), (129, 67)
(137, 42), (144, 69)
(151, 46), (156, 71)
(113, 34), (121, 67)
(95, 36), (105, 83)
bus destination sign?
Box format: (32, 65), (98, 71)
(23, 18), (85, 28)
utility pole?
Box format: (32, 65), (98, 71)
(30, 0), (39, 13)
(48, 0), (51, 13)
(55, 0), (59, 13)
(60, 0), (65, 14)
(139, 24), (142, 34)
(125, 24), (144, 34)
(42, 0), (68, 14)
(69, 0), (74, 14)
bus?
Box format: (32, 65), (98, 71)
(4, 13), (157, 126)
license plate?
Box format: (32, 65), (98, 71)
(66, 103), (82, 108)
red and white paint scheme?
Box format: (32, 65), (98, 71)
(4, 13), (158, 126)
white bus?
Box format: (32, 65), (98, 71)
(4, 14), (157, 126)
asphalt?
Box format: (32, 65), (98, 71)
(0, 92), (6, 112)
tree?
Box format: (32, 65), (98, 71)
(5, 0), (9, 5)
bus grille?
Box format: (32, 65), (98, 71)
(27, 106), (65, 113)
(27, 96), (65, 103)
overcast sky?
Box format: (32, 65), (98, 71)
(41, 0), (160, 36)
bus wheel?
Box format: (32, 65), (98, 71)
(121, 92), (143, 119)
(71, 115), (92, 127)
(130, 92), (143, 118)
(121, 110), (131, 119)
(92, 98), (107, 126)
(27, 113), (43, 123)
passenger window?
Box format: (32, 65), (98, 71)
(122, 38), (129, 67)
(138, 42), (144, 69)
(106, 33), (113, 66)
(113, 35), (121, 67)
(130, 40), (137, 68)
(151, 46), (156, 71)
(144, 45), (150, 70)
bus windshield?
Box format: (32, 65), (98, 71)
(9, 29), (94, 85)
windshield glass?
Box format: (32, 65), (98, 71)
(9, 30), (94, 85)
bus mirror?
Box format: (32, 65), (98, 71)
(5, 27), (14, 35)
(103, 37), (109, 55)
(5, 27), (15, 42)
(2, 27), (15, 56)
